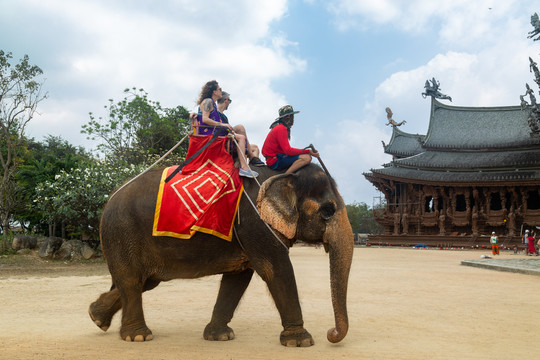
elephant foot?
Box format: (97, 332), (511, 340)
(203, 323), (235, 341)
(280, 328), (314, 347)
(121, 324), (154, 342)
(88, 301), (113, 332)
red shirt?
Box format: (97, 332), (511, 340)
(262, 124), (310, 166)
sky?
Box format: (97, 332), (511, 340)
(1, 0), (540, 206)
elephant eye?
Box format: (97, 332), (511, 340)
(319, 201), (336, 220)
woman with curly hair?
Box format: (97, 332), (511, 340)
(195, 80), (257, 178)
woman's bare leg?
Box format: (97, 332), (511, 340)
(234, 134), (250, 170)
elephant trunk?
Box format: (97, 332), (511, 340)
(324, 207), (354, 343)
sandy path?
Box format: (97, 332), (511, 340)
(1, 247), (539, 359)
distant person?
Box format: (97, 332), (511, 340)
(216, 91), (264, 166)
(528, 230), (538, 256)
(490, 231), (499, 255)
(195, 80), (258, 178)
(261, 105), (319, 174)
(523, 229), (530, 255)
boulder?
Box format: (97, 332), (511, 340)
(81, 244), (96, 260)
(11, 235), (38, 250)
(38, 237), (64, 259)
(54, 240), (84, 261)
(36, 236), (47, 250)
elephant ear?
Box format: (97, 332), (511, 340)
(257, 173), (298, 239)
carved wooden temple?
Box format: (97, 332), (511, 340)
(364, 98), (540, 247)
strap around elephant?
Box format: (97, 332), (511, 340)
(165, 129), (227, 183)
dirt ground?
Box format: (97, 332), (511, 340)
(1, 246), (539, 360)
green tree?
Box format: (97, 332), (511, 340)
(346, 202), (384, 234)
(14, 135), (90, 233)
(81, 87), (190, 164)
(0, 50), (47, 241)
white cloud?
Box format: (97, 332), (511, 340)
(1, 0), (304, 151)
(326, 0), (400, 31)
(320, 118), (390, 204)
(326, 0), (529, 36)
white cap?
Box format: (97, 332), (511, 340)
(492, 232), (495, 234)
(526, 229), (530, 233)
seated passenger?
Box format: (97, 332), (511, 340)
(195, 80), (258, 178)
(261, 105), (319, 174)
(216, 91), (264, 166)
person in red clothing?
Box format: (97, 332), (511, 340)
(528, 231), (538, 256)
(262, 105), (319, 173)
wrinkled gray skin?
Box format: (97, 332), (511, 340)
(89, 163), (354, 346)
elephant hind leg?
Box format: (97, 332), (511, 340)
(89, 278), (160, 333)
(116, 278), (160, 341)
(89, 287), (122, 331)
(116, 277), (154, 342)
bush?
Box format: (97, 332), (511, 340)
(0, 234), (14, 255)
(33, 160), (144, 240)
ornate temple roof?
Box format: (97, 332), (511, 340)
(368, 164), (540, 186)
(423, 100), (540, 150)
(395, 149), (540, 170)
(365, 98), (540, 186)
(383, 127), (425, 158)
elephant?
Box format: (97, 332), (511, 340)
(88, 163), (354, 347)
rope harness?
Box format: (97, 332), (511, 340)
(108, 133), (190, 201)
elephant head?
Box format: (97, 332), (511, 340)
(257, 165), (354, 343)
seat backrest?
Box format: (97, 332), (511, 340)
(190, 116), (233, 153)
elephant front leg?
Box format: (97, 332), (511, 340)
(204, 269), (254, 341)
(258, 259), (314, 347)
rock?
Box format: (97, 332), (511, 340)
(34, 237), (46, 255)
(38, 237), (64, 259)
(81, 244), (96, 260)
(54, 240), (84, 261)
(11, 235), (37, 250)
(36, 236), (47, 249)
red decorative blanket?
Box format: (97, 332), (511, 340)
(152, 136), (243, 241)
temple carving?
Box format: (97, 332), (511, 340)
(364, 98), (540, 246)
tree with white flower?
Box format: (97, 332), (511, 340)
(34, 161), (143, 240)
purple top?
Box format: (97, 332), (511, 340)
(196, 99), (223, 135)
